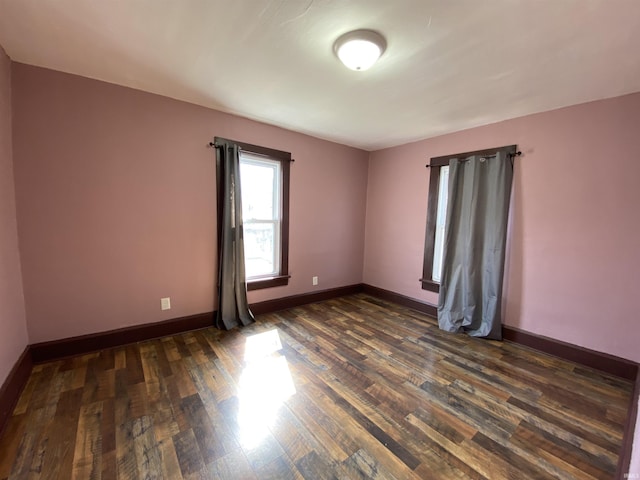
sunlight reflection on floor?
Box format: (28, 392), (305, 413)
(237, 329), (296, 449)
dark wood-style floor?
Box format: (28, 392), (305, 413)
(0, 294), (633, 479)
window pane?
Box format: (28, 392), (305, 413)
(240, 155), (279, 221)
(432, 165), (449, 282)
(244, 222), (278, 278)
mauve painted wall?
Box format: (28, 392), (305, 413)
(364, 92), (640, 363)
(11, 64), (368, 344)
(0, 47), (28, 385)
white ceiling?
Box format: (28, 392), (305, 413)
(1, 1), (640, 151)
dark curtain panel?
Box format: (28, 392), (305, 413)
(215, 140), (255, 330)
(437, 149), (514, 339)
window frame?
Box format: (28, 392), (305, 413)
(421, 145), (516, 293)
(421, 156), (450, 293)
(239, 153), (282, 281)
(215, 137), (291, 291)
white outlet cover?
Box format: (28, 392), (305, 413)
(161, 297), (171, 310)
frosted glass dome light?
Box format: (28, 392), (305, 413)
(334, 30), (386, 71)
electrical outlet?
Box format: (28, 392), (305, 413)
(161, 297), (171, 310)
(312, 276), (318, 286)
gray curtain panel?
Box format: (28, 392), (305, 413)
(437, 150), (514, 339)
(215, 141), (255, 330)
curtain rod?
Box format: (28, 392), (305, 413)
(425, 151), (521, 168)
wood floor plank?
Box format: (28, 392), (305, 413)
(179, 393), (226, 463)
(114, 348), (126, 370)
(470, 431), (560, 480)
(512, 420), (616, 478)
(253, 454), (301, 480)
(38, 388), (84, 480)
(131, 415), (163, 480)
(99, 399), (116, 478)
(173, 428), (205, 478)
(11, 370), (42, 416)
(242, 431), (286, 473)
(342, 448), (401, 480)
(295, 374), (422, 479)
(157, 437), (184, 480)
(419, 378), (518, 441)
(9, 408), (47, 478)
(295, 450), (337, 480)
(207, 449), (256, 480)
(285, 390), (357, 462)
(124, 345), (144, 386)
(71, 400), (103, 480)
(0, 415), (26, 479)
(507, 395), (621, 454)
(405, 413), (492, 480)
(453, 378), (619, 466)
(169, 361), (197, 399)
(149, 339), (173, 379)
(115, 419), (139, 480)
(268, 404), (314, 463)
(140, 343), (162, 404)
(0, 293), (632, 479)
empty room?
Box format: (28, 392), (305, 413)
(1, 1), (639, 479)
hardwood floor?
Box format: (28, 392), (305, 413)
(0, 294), (633, 479)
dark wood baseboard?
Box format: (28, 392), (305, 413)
(361, 284), (638, 381)
(30, 284), (365, 363)
(250, 283), (364, 315)
(27, 281), (639, 379)
(30, 312), (214, 363)
(361, 284), (438, 317)
(502, 325), (638, 381)
(4, 285), (364, 436)
(0, 347), (33, 438)
(616, 367), (640, 479)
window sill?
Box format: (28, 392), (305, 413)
(420, 279), (440, 293)
(247, 275), (290, 291)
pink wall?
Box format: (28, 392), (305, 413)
(11, 64), (368, 344)
(364, 92), (640, 363)
(0, 47), (28, 385)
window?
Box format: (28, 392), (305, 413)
(216, 137), (291, 291)
(431, 165), (449, 283)
(421, 156), (451, 293)
(421, 145), (516, 292)
(240, 153), (281, 280)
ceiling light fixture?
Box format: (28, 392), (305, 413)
(333, 29), (386, 71)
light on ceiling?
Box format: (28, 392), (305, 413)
(334, 30), (386, 71)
